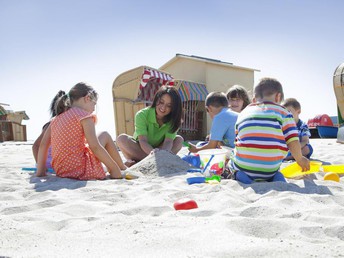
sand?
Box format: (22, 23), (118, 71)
(1, 139), (344, 257)
(126, 149), (192, 178)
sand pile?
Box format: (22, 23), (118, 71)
(126, 150), (192, 177)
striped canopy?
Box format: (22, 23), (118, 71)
(139, 68), (174, 89)
(177, 81), (208, 101)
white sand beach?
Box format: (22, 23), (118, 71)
(1, 139), (344, 257)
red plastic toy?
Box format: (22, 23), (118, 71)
(173, 198), (198, 210)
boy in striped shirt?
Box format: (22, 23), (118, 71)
(231, 78), (310, 184)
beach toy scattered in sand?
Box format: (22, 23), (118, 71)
(322, 164), (344, 174)
(182, 154), (201, 168)
(198, 149), (227, 177)
(205, 175), (221, 183)
(210, 161), (225, 175)
(281, 161), (322, 178)
(187, 177), (206, 184)
(186, 175), (221, 185)
(174, 198), (198, 210)
(205, 179), (220, 185)
(323, 172), (340, 182)
(122, 171), (140, 180)
(187, 168), (202, 173)
(22, 167), (55, 173)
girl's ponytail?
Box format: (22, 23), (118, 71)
(55, 93), (70, 116)
(50, 90), (65, 117)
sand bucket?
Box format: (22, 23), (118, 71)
(198, 149), (227, 177)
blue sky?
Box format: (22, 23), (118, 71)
(1, 0), (343, 140)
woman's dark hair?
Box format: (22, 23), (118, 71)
(151, 86), (182, 133)
(226, 85), (251, 110)
(55, 82), (98, 116)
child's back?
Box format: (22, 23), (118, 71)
(231, 78), (309, 183)
(51, 106), (105, 180)
(232, 101), (298, 180)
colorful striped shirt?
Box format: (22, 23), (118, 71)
(231, 101), (299, 180)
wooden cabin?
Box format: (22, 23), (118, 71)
(0, 104), (29, 142)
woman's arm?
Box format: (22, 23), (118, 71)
(36, 126), (51, 177)
(160, 137), (173, 152)
(138, 135), (154, 154)
(81, 118), (122, 178)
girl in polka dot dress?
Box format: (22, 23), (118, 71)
(36, 82), (127, 180)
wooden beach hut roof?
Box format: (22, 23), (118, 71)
(113, 66), (174, 102)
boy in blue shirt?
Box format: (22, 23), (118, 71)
(282, 98), (313, 160)
(187, 92), (238, 152)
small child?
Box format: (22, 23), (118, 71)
(231, 78), (310, 184)
(282, 98), (313, 160)
(187, 92), (238, 152)
(32, 90), (65, 170)
(36, 82), (127, 180)
(226, 85), (251, 113)
(201, 85), (250, 143)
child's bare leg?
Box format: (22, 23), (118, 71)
(116, 134), (147, 161)
(98, 131), (126, 170)
(171, 135), (184, 154)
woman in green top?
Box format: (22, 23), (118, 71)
(116, 86), (183, 165)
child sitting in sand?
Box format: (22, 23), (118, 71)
(226, 84), (251, 113)
(200, 85), (250, 144)
(282, 98), (313, 160)
(32, 90), (65, 170)
(231, 78), (310, 184)
(187, 92), (238, 152)
(36, 82), (127, 180)
(116, 86), (184, 165)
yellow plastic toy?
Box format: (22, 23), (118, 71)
(322, 164), (344, 174)
(323, 172), (340, 182)
(281, 161), (322, 178)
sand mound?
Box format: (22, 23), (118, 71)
(127, 150), (192, 177)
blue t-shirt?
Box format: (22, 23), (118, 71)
(209, 107), (238, 148)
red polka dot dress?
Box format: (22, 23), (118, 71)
(51, 107), (106, 180)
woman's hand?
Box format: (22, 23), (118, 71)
(150, 148), (160, 155)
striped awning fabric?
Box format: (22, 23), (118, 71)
(0, 105), (7, 116)
(177, 81), (208, 101)
(139, 68), (174, 89)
